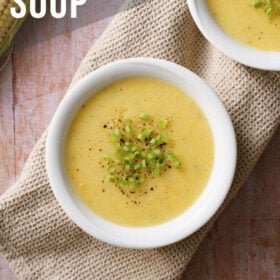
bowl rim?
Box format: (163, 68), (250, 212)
(46, 58), (237, 249)
(188, 0), (280, 70)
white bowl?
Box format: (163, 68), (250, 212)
(188, 0), (280, 70)
(46, 58), (236, 249)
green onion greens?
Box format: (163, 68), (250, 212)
(103, 113), (181, 189)
(251, 0), (280, 18)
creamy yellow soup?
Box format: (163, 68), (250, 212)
(65, 78), (214, 227)
(207, 0), (280, 51)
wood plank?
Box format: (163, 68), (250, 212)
(0, 61), (15, 193)
(183, 127), (280, 279)
(0, 257), (16, 280)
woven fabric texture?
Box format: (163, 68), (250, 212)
(1, 0), (280, 279)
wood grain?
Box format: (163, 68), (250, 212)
(184, 128), (280, 280)
(0, 6), (279, 279)
(0, 61), (15, 190)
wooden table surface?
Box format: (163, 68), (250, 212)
(0, 4), (280, 280)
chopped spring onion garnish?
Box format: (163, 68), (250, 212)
(103, 114), (181, 189)
(251, 0), (280, 18)
(158, 119), (168, 129)
(139, 112), (150, 121)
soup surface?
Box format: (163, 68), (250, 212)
(65, 78), (214, 227)
(207, 0), (280, 51)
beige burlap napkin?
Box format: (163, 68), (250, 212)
(1, 0), (280, 279)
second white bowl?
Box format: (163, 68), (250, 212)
(188, 0), (280, 70)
